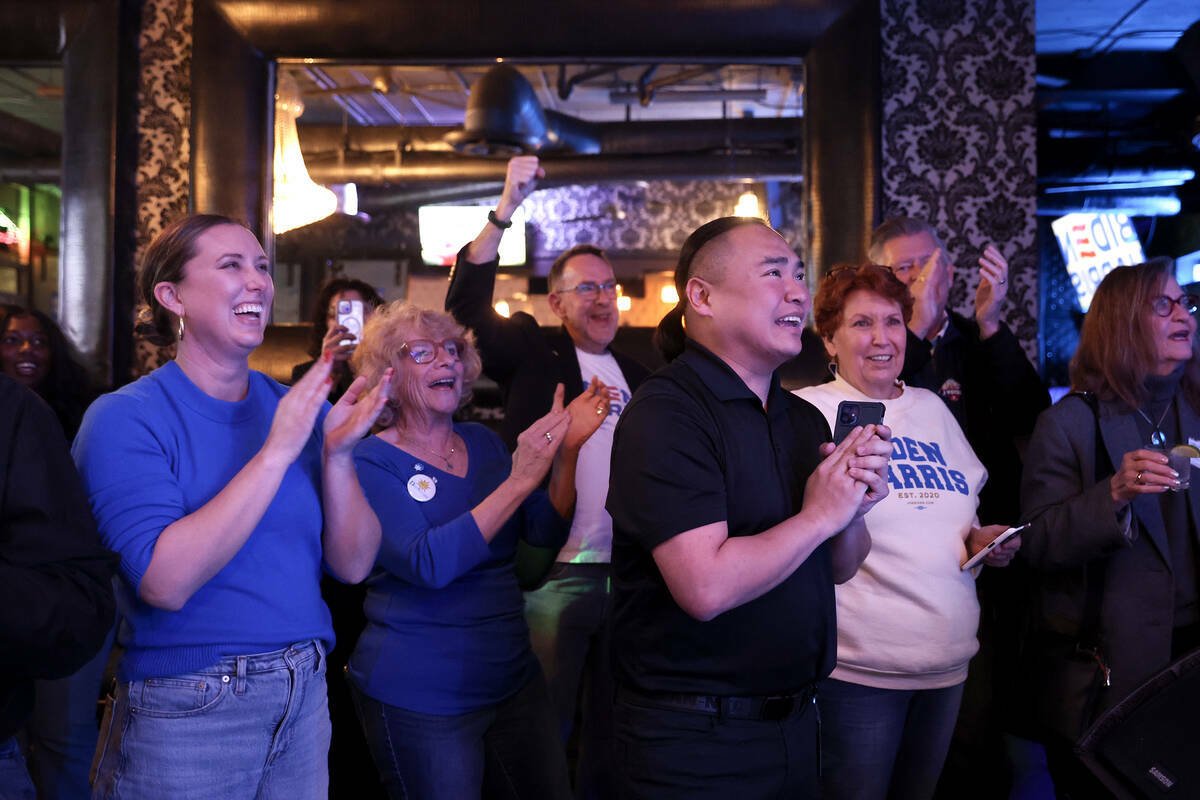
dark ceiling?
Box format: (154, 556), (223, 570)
(1035, 0), (1200, 215)
(2, 1), (1200, 215)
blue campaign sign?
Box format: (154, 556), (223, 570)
(1051, 213), (1145, 312)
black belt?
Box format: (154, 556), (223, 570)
(617, 684), (816, 722)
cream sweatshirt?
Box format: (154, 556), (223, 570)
(797, 375), (987, 690)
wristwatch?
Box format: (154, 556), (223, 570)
(487, 209), (513, 229)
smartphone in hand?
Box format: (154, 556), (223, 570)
(961, 524), (1027, 571)
(832, 400), (886, 444)
(336, 299), (364, 343)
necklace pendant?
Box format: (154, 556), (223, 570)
(1151, 430), (1166, 447)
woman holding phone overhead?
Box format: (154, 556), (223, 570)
(73, 214), (392, 799)
(292, 277), (385, 400)
(795, 263), (1020, 800)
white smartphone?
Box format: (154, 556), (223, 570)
(336, 299), (364, 343)
(960, 524), (1027, 571)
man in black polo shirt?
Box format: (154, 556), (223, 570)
(607, 217), (891, 798)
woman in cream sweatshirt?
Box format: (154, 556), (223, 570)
(795, 263), (1021, 800)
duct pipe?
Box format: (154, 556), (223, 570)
(357, 182), (507, 209)
(298, 118), (803, 157)
(1037, 192), (1182, 217)
(306, 152), (803, 188)
(1039, 167), (1195, 187)
(0, 159), (62, 183)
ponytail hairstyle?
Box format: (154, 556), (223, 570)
(654, 216), (772, 362)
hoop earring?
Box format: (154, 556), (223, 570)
(177, 317), (185, 341)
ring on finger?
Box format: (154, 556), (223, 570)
(1136, 470), (1144, 484)
(998, 278), (1007, 285)
(545, 432), (554, 443)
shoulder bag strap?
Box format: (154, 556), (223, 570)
(1072, 391), (1111, 678)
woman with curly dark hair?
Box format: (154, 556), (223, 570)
(291, 277), (385, 400)
(0, 306), (95, 439)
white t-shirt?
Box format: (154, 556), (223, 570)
(797, 375), (987, 690)
(558, 348), (632, 563)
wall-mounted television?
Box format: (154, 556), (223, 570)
(1050, 212), (1145, 312)
(418, 205), (527, 267)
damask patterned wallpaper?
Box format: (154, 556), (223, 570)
(879, 0), (1038, 361)
(133, 0), (192, 375)
(523, 179), (806, 260)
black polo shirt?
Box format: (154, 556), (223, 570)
(607, 339), (836, 697)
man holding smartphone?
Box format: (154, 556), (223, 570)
(445, 156), (650, 798)
(607, 217), (890, 798)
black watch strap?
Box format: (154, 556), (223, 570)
(487, 209), (513, 229)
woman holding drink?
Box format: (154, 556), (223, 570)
(1020, 259), (1200, 797)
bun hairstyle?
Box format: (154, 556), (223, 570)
(135, 213), (246, 346)
(654, 216), (772, 362)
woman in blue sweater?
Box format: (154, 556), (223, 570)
(73, 215), (392, 799)
(347, 303), (610, 800)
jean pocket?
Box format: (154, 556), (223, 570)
(128, 675), (229, 718)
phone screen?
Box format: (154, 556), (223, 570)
(337, 300), (364, 342)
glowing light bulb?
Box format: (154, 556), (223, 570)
(494, 300), (511, 318)
(734, 191), (760, 218)
(617, 296), (632, 312)
(661, 286), (679, 304)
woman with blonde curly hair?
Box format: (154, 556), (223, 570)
(346, 302), (611, 800)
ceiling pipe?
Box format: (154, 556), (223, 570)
(308, 151), (803, 192)
(609, 88), (767, 105)
(1037, 191), (1182, 216)
(357, 182), (507, 209)
(298, 118), (802, 157)
(1039, 166), (1195, 186)
(557, 64), (621, 101)
(0, 159), (62, 183)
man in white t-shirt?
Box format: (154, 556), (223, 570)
(445, 156), (650, 798)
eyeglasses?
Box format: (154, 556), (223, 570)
(399, 338), (466, 364)
(1149, 294), (1200, 317)
(556, 279), (618, 300)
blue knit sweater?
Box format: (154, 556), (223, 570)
(349, 423), (568, 714)
(73, 362), (333, 681)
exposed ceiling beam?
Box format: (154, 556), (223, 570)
(0, 108), (61, 158)
(213, 0), (850, 60)
(1037, 50), (1192, 90)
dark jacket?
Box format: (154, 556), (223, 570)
(902, 310), (1049, 525)
(1020, 392), (1197, 717)
(0, 375), (117, 739)
(445, 247), (651, 450)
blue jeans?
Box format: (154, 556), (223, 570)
(0, 738), (36, 800)
(91, 641), (329, 800)
(523, 563), (614, 800)
(26, 618), (115, 799)
(821, 678), (965, 800)
(348, 669), (571, 800)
